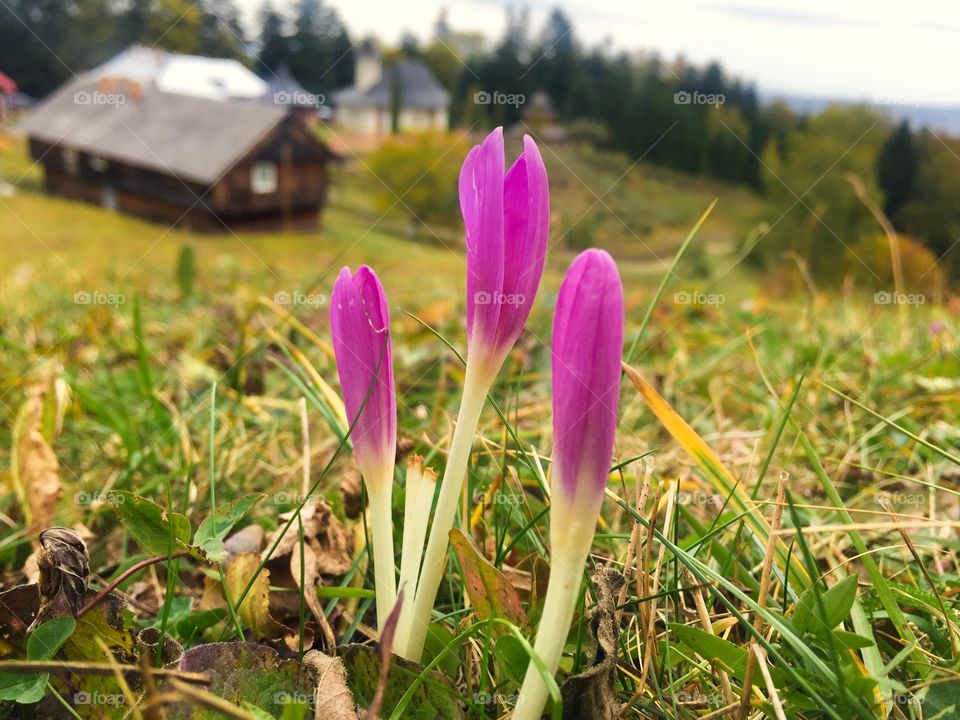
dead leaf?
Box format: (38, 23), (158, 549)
(449, 528), (528, 631)
(10, 367), (67, 536)
(263, 500), (354, 576)
(136, 627), (183, 667)
(223, 552), (287, 640)
(31, 527), (89, 629)
(559, 568), (624, 720)
(290, 543), (336, 652)
(282, 621), (317, 654)
(14, 421), (61, 536)
(303, 650), (360, 720)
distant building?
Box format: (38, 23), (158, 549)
(334, 40), (449, 139)
(20, 73), (334, 230)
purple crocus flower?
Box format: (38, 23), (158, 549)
(330, 264), (398, 631)
(514, 248), (624, 720)
(551, 248), (624, 505)
(401, 128), (550, 661)
(461, 127), (549, 373)
(330, 265), (397, 483)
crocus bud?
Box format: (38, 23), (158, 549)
(462, 127), (549, 376)
(330, 265), (398, 630)
(551, 248), (624, 512)
(330, 265), (397, 487)
(514, 249), (624, 720)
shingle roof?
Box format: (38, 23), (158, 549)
(335, 59), (449, 110)
(19, 75), (288, 185)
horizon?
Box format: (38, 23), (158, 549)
(234, 0), (959, 107)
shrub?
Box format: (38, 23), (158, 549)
(367, 132), (471, 230)
(843, 233), (939, 293)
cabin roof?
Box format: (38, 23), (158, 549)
(19, 75), (291, 185)
(335, 59), (449, 110)
(94, 44), (268, 101)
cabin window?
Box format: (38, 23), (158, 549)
(251, 161), (278, 194)
(62, 148), (79, 175)
(89, 156), (108, 172)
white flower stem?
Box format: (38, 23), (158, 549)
(397, 458), (424, 604)
(395, 460), (437, 657)
(403, 358), (492, 661)
(514, 510), (594, 720)
(368, 479), (397, 633)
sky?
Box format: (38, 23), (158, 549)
(235, 0), (960, 106)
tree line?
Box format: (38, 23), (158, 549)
(1, 1), (957, 281)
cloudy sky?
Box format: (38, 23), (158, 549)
(236, 0), (959, 106)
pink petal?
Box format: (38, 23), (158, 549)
(551, 250), (623, 502)
(491, 135), (549, 356)
(462, 128), (505, 350)
(330, 265), (396, 477)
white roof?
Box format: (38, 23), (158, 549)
(93, 45), (268, 102)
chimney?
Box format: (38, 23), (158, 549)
(355, 38), (381, 92)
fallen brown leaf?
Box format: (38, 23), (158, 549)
(559, 568), (624, 720)
(10, 367), (67, 536)
(290, 542), (337, 652)
(223, 552), (287, 640)
(263, 500), (354, 576)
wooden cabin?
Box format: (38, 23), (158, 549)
(20, 74), (334, 231)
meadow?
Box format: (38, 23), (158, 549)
(1, 130), (959, 719)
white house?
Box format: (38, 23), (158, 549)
(334, 40), (449, 138)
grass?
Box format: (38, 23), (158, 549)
(1, 126), (959, 718)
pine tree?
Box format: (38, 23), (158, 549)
(877, 120), (919, 228)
